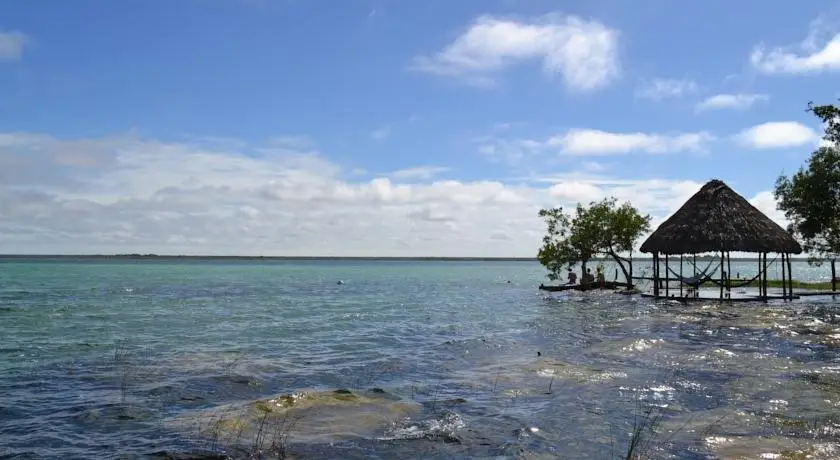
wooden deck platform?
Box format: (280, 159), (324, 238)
(641, 286), (840, 302)
(792, 290), (839, 297)
(640, 287), (800, 302)
(640, 293), (798, 302)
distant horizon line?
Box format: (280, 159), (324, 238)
(0, 254), (818, 262)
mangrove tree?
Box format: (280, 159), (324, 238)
(537, 197), (651, 288)
(774, 100), (840, 288)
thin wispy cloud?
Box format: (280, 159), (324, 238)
(750, 13), (840, 74)
(370, 126), (392, 141)
(695, 93), (769, 112)
(635, 78), (697, 100)
(0, 31), (29, 61)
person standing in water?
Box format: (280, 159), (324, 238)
(566, 268), (578, 285)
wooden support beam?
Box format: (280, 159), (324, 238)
(726, 251), (732, 299)
(761, 253), (768, 300)
(786, 253), (793, 301)
(679, 255), (683, 297)
(653, 252), (659, 297)
(781, 253), (787, 300)
(719, 250), (724, 300)
(693, 253), (698, 298)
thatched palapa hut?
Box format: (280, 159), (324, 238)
(639, 179), (802, 301)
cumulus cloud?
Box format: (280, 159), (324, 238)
(410, 13), (620, 92)
(749, 190), (787, 226)
(549, 181), (603, 203)
(750, 14), (840, 74)
(0, 31), (28, 61)
(695, 93), (769, 112)
(0, 132), (785, 257)
(635, 78), (697, 100)
(734, 121), (820, 149)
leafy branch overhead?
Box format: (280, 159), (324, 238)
(537, 197), (651, 285)
(775, 100), (840, 261)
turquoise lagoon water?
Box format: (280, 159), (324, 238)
(2, 258), (840, 459)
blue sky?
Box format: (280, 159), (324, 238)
(1, 0), (839, 256)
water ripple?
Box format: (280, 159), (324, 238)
(2, 259), (840, 458)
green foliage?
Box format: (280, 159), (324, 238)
(537, 207), (576, 281)
(808, 100), (840, 145)
(537, 197), (651, 283)
(775, 101), (840, 262)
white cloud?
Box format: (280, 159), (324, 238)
(734, 121), (820, 149)
(695, 93), (769, 112)
(549, 181), (603, 203)
(541, 177), (711, 223)
(750, 15), (840, 74)
(410, 13), (620, 92)
(548, 129), (714, 155)
(0, 132), (789, 257)
(0, 133), (543, 256)
(749, 190), (787, 227)
(635, 78), (697, 100)
(0, 31), (28, 61)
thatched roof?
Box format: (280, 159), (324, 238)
(639, 179), (802, 255)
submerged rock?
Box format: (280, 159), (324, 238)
(166, 388), (422, 449)
(702, 435), (839, 460)
(147, 451), (229, 460)
(524, 357), (626, 384)
(802, 372), (840, 393)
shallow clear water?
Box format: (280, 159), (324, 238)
(2, 258), (840, 459)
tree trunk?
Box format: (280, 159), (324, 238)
(832, 259), (836, 293)
(608, 251), (633, 289)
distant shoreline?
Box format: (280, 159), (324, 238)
(0, 254), (817, 262)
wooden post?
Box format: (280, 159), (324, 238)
(693, 253), (698, 298)
(719, 250), (725, 300)
(679, 255), (684, 298)
(756, 254), (761, 299)
(653, 252), (659, 297)
(786, 253), (793, 300)
(832, 259), (836, 293)
(781, 253), (787, 300)
(726, 251), (732, 299)
(665, 254), (670, 297)
(761, 253), (767, 300)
